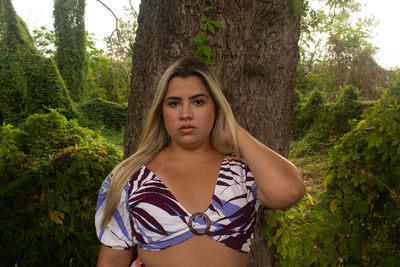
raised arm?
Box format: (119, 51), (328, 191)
(97, 244), (135, 267)
(235, 124), (305, 209)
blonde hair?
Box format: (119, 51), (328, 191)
(101, 57), (238, 228)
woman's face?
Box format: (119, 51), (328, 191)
(162, 75), (216, 150)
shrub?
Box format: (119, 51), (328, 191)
(290, 86), (373, 156)
(75, 98), (127, 131)
(0, 111), (122, 266)
(323, 88), (400, 264)
(261, 190), (343, 266)
(291, 89), (326, 140)
(87, 55), (131, 103)
(265, 88), (400, 265)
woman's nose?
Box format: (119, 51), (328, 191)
(180, 102), (193, 120)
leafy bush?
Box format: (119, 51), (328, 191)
(261, 190), (343, 266)
(323, 88), (400, 264)
(291, 89), (326, 140)
(0, 111), (122, 266)
(75, 98), (127, 131)
(87, 54), (131, 103)
(264, 88), (400, 265)
(290, 85), (372, 156)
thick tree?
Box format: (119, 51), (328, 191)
(53, 0), (87, 102)
(124, 1), (300, 265)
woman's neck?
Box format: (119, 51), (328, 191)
(162, 142), (221, 162)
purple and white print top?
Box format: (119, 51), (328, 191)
(95, 155), (261, 253)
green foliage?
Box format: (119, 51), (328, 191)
(75, 98), (127, 131)
(261, 190), (343, 266)
(323, 88), (400, 264)
(287, 0), (306, 16)
(32, 26), (56, 57)
(0, 0), (74, 125)
(96, 3), (136, 103)
(190, 6), (223, 65)
(290, 86), (372, 156)
(0, 110), (122, 266)
(292, 89), (327, 140)
(32, 27), (130, 103)
(265, 88), (400, 265)
(99, 127), (125, 151)
(54, 0), (87, 102)
(297, 0), (393, 100)
(87, 51), (131, 103)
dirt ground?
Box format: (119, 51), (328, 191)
(290, 155), (327, 190)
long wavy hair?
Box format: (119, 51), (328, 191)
(101, 57), (239, 228)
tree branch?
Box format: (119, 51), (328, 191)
(94, 0), (123, 52)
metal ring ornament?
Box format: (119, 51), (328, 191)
(188, 212), (211, 235)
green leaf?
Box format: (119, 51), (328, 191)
(381, 151), (388, 162)
(281, 232), (291, 246)
(204, 6), (213, 12)
(307, 193), (316, 205)
(208, 24), (215, 33)
(49, 209), (65, 225)
(203, 46), (213, 57)
(392, 138), (399, 146)
(211, 20), (224, 28)
(375, 136), (383, 148)
(281, 246), (288, 259)
(200, 24), (207, 32)
(288, 246), (296, 260)
(329, 199), (338, 213)
(367, 136), (376, 149)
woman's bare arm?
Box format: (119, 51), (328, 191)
(97, 244), (135, 267)
(234, 123), (305, 209)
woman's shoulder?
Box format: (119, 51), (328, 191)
(100, 165), (148, 192)
(220, 154), (251, 179)
(223, 154), (248, 168)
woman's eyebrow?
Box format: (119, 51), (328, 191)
(165, 93), (209, 101)
(165, 96), (181, 101)
(189, 93), (209, 100)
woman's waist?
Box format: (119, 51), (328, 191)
(137, 235), (248, 267)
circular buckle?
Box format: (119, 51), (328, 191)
(188, 212), (211, 235)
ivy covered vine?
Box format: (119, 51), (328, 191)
(53, 0), (87, 102)
(0, 0), (74, 125)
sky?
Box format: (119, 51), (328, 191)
(12, 0), (400, 69)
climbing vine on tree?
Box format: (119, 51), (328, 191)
(0, 0), (74, 125)
(54, 0), (87, 102)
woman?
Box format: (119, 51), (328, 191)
(95, 57), (305, 267)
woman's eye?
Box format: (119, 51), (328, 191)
(166, 101), (179, 107)
(193, 99), (205, 106)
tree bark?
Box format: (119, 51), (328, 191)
(124, 0), (300, 265)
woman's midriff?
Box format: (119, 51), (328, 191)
(137, 235), (249, 267)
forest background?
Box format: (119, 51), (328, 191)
(0, 0), (399, 266)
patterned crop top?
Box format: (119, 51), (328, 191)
(95, 155), (261, 253)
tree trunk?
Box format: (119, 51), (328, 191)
(124, 0), (300, 265)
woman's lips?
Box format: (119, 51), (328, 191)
(179, 125), (195, 134)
